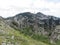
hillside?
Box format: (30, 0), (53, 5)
(0, 12), (60, 45)
(0, 17), (49, 45)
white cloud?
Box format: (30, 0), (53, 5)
(0, 0), (60, 17)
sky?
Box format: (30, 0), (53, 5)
(0, 0), (60, 18)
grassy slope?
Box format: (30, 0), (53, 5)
(0, 20), (49, 45)
(0, 20), (60, 45)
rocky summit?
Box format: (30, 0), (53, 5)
(0, 12), (60, 45)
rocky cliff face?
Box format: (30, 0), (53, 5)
(2, 12), (60, 44)
(4, 12), (59, 40)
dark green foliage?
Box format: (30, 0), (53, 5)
(32, 34), (51, 44)
(0, 25), (2, 26)
(16, 26), (51, 45)
(20, 27), (33, 36)
(55, 40), (60, 45)
(12, 21), (18, 27)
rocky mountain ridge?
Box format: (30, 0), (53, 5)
(0, 12), (60, 45)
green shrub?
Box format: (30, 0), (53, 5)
(12, 21), (18, 27)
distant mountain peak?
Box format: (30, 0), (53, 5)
(36, 12), (44, 15)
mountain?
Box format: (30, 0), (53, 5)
(0, 12), (60, 45)
(0, 17), (50, 45)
